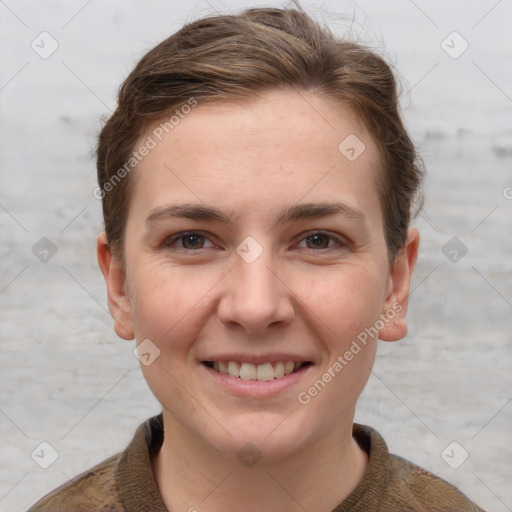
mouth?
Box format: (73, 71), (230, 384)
(202, 360), (313, 381)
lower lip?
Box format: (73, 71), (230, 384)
(200, 363), (312, 398)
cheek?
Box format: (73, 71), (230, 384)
(302, 267), (384, 384)
(295, 271), (382, 420)
(128, 264), (218, 346)
(305, 266), (386, 338)
(128, 267), (212, 406)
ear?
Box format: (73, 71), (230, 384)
(378, 228), (420, 342)
(97, 231), (135, 340)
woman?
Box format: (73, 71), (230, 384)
(29, 3), (486, 511)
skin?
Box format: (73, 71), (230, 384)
(98, 88), (419, 512)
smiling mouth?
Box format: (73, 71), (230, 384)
(202, 360), (312, 381)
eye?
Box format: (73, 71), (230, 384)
(163, 231), (215, 251)
(296, 231), (347, 251)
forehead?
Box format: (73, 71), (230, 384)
(128, 89), (383, 227)
(146, 89), (375, 161)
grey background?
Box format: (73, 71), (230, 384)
(1, 1), (511, 511)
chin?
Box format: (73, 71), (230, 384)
(208, 412), (318, 464)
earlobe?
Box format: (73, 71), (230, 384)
(96, 232), (135, 340)
(378, 228), (420, 342)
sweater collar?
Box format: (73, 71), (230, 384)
(332, 423), (392, 511)
(117, 414), (168, 512)
(116, 414), (390, 512)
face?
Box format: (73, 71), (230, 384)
(99, 88), (418, 462)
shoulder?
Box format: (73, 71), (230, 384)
(384, 452), (486, 512)
(27, 414), (165, 512)
(349, 424), (486, 512)
(27, 452), (123, 512)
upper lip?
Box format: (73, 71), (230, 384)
(200, 353), (314, 365)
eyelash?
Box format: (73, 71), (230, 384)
(162, 230), (348, 253)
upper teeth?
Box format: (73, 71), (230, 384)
(211, 361), (303, 381)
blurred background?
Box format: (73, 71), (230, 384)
(1, 1), (511, 510)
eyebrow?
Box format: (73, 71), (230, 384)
(145, 202), (366, 226)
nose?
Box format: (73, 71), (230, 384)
(217, 245), (295, 336)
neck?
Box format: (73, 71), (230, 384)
(153, 411), (368, 512)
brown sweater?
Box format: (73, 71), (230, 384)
(27, 414), (486, 512)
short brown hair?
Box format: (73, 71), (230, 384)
(96, 3), (423, 264)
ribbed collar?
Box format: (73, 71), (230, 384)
(116, 414), (390, 512)
(333, 423), (392, 511)
(117, 414), (168, 512)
